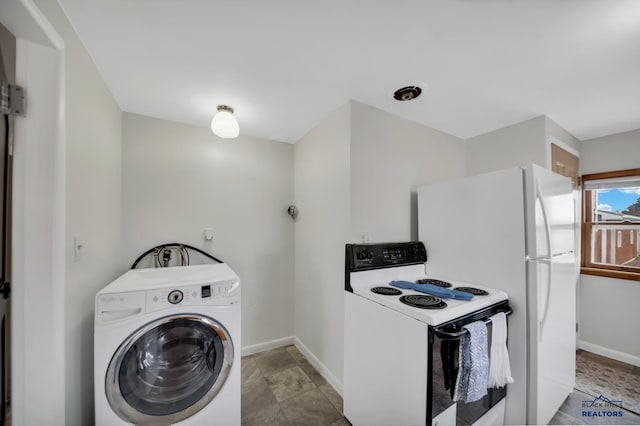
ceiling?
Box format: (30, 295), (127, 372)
(57, 0), (640, 143)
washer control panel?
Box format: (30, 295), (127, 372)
(146, 279), (239, 312)
(96, 291), (146, 325)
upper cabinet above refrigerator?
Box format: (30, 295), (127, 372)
(550, 141), (580, 190)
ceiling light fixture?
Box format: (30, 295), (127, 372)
(393, 85), (422, 101)
(211, 105), (239, 138)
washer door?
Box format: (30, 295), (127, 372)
(106, 314), (234, 425)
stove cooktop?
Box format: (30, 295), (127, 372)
(350, 264), (508, 326)
(345, 243), (508, 325)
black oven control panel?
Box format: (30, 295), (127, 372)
(345, 241), (427, 273)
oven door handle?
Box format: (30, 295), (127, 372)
(433, 307), (513, 340)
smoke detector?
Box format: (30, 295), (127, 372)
(393, 85), (422, 101)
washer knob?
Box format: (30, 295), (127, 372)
(168, 290), (184, 304)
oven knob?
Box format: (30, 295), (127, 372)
(366, 251), (373, 259)
(168, 290), (184, 304)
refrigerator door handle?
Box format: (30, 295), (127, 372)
(526, 256), (551, 262)
(540, 261), (552, 339)
(528, 257), (553, 340)
(536, 179), (553, 258)
(535, 179), (553, 339)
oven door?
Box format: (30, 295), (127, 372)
(428, 302), (510, 426)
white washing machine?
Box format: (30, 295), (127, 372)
(94, 264), (241, 425)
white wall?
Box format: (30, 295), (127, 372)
(580, 275), (640, 363)
(465, 116), (546, 176)
(293, 102), (351, 391)
(350, 101), (465, 243)
(579, 128), (640, 364)
(580, 128), (640, 174)
(293, 101), (466, 392)
(122, 113), (294, 349)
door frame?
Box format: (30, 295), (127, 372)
(0, 1), (65, 424)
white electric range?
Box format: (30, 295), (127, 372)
(344, 241), (511, 426)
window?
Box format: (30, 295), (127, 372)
(581, 168), (640, 280)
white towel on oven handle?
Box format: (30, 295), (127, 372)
(488, 312), (514, 388)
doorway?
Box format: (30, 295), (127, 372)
(0, 21), (16, 426)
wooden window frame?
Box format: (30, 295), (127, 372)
(581, 168), (640, 281)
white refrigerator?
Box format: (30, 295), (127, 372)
(417, 164), (577, 425)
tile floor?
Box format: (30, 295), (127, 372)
(241, 345), (348, 426)
(242, 346), (640, 426)
(575, 349), (640, 414)
(549, 350), (640, 425)
(549, 389), (640, 426)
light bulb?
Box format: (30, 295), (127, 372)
(211, 105), (239, 138)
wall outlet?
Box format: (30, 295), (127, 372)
(203, 228), (214, 241)
(358, 232), (370, 243)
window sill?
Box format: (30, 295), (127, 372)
(580, 267), (640, 281)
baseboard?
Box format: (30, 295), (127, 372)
(241, 336), (294, 357)
(578, 340), (640, 367)
(293, 337), (344, 397)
